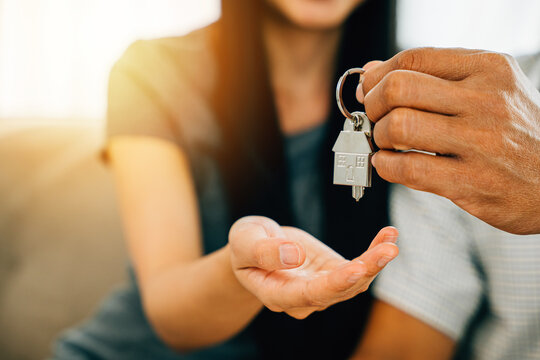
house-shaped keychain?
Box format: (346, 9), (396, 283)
(332, 115), (374, 197)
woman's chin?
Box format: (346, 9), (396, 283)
(267, 0), (363, 30)
(288, 14), (349, 31)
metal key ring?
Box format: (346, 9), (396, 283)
(336, 67), (366, 120)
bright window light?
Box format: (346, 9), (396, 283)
(0, 1), (538, 122)
(397, 0), (540, 55)
(0, 0), (220, 121)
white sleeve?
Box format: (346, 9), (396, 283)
(373, 184), (483, 340)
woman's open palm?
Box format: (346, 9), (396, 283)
(229, 216), (399, 319)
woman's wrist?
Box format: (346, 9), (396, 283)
(218, 245), (263, 308)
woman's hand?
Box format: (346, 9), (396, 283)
(229, 216), (399, 319)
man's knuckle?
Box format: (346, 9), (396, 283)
(381, 71), (405, 104)
(461, 86), (485, 110)
(396, 48), (425, 70)
(402, 156), (426, 185)
(373, 121), (384, 146)
(480, 52), (516, 75)
(396, 50), (413, 69)
(496, 52), (514, 70)
(477, 51), (498, 65)
(387, 108), (412, 146)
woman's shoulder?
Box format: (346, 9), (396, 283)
(107, 24), (221, 151)
(112, 24), (218, 97)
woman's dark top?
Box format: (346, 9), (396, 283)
(54, 25), (389, 360)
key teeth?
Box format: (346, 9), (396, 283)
(352, 186), (364, 201)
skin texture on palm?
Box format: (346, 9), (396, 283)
(229, 216), (399, 319)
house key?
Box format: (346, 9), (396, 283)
(332, 68), (374, 201)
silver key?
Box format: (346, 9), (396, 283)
(334, 67), (374, 201)
(332, 111), (374, 201)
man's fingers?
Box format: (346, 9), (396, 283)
(372, 150), (463, 199)
(364, 69), (465, 122)
(357, 60), (383, 103)
(229, 216), (306, 270)
(362, 47), (481, 96)
(363, 60), (383, 71)
(373, 108), (463, 154)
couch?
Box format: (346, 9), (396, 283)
(0, 122), (127, 360)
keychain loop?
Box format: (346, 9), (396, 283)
(336, 67), (366, 121)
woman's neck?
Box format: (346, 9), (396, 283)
(262, 11), (342, 135)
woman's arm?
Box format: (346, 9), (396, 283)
(108, 136), (262, 351)
(109, 135), (400, 351)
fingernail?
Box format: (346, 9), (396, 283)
(348, 271), (365, 283)
(377, 257), (393, 268)
(384, 235), (398, 243)
(371, 153), (378, 167)
(279, 244), (299, 265)
(356, 81), (365, 104)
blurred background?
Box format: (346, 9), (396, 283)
(0, 0), (539, 359)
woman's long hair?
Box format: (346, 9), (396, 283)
(211, 1), (396, 358)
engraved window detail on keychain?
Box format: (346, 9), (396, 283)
(356, 156), (366, 168)
(337, 155), (347, 167)
(346, 165), (354, 182)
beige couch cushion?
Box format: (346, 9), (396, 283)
(0, 123), (127, 360)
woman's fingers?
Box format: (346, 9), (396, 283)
(299, 260), (364, 308)
(308, 241), (399, 306)
(325, 260), (368, 293)
(367, 226), (399, 251)
(353, 242), (399, 278)
(231, 220), (400, 319)
(229, 216), (306, 271)
(329, 242), (398, 292)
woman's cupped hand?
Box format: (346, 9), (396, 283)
(229, 216), (399, 319)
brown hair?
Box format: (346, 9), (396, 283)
(211, 1), (396, 358)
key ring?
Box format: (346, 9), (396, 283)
(336, 67), (367, 129)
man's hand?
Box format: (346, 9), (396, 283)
(229, 216), (398, 319)
(358, 48), (540, 235)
